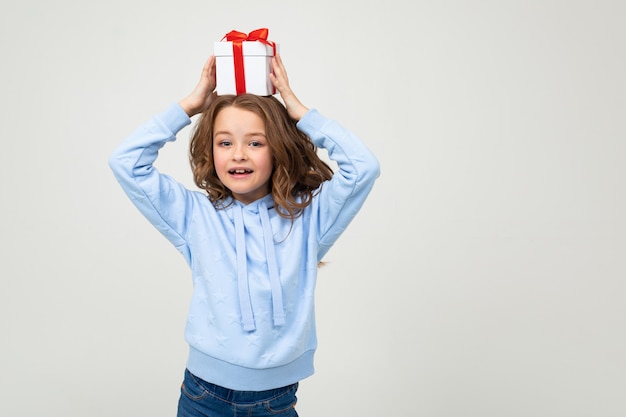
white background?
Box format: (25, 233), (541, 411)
(1, 1), (625, 416)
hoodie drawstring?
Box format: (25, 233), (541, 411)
(233, 202), (286, 332)
(233, 205), (255, 331)
(259, 204), (286, 327)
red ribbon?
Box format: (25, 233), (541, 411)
(221, 28), (277, 95)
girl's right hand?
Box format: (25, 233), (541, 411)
(179, 55), (217, 117)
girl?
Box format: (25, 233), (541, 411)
(109, 53), (379, 416)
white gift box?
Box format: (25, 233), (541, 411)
(214, 41), (278, 96)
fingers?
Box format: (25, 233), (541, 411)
(269, 54), (308, 121)
(202, 55), (217, 90)
(272, 54), (285, 76)
(270, 55), (291, 94)
(180, 56), (217, 117)
(270, 54), (292, 95)
(203, 55), (215, 70)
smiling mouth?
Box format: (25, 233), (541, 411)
(229, 169), (253, 174)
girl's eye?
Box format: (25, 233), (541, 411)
(249, 141), (263, 147)
(218, 140), (231, 147)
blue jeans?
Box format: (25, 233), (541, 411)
(177, 369), (299, 417)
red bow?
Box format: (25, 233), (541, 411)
(222, 28), (276, 95)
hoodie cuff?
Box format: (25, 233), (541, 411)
(296, 109), (326, 136)
(157, 103), (192, 134)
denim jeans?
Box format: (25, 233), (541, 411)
(177, 369), (299, 417)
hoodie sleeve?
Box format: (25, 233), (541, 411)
(108, 103), (195, 260)
(296, 109), (380, 260)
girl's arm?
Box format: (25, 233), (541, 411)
(108, 104), (195, 252)
(108, 56), (218, 257)
(298, 110), (380, 259)
(270, 55), (380, 259)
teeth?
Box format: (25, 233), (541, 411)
(233, 169), (249, 174)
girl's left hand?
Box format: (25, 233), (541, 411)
(270, 54), (308, 121)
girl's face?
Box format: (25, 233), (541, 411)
(212, 106), (273, 205)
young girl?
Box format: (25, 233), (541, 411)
(109, 53), (379, 417)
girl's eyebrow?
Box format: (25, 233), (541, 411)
(213, 130), (267, 138)
(213, 130), (231, 136)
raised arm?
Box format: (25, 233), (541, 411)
(108, 56), (219, 257)
(271, 56), (380, 258)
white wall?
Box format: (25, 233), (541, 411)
(1, 1), (625, 416)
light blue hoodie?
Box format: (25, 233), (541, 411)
(109, 103), (379, 391)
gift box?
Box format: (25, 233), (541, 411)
(214, 28), (278, 96)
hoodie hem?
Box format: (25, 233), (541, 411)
(186, 347), (315, 391)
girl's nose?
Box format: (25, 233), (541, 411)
(233, 145), (247, 161)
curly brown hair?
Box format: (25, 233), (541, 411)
(189, 94), (333, 220)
